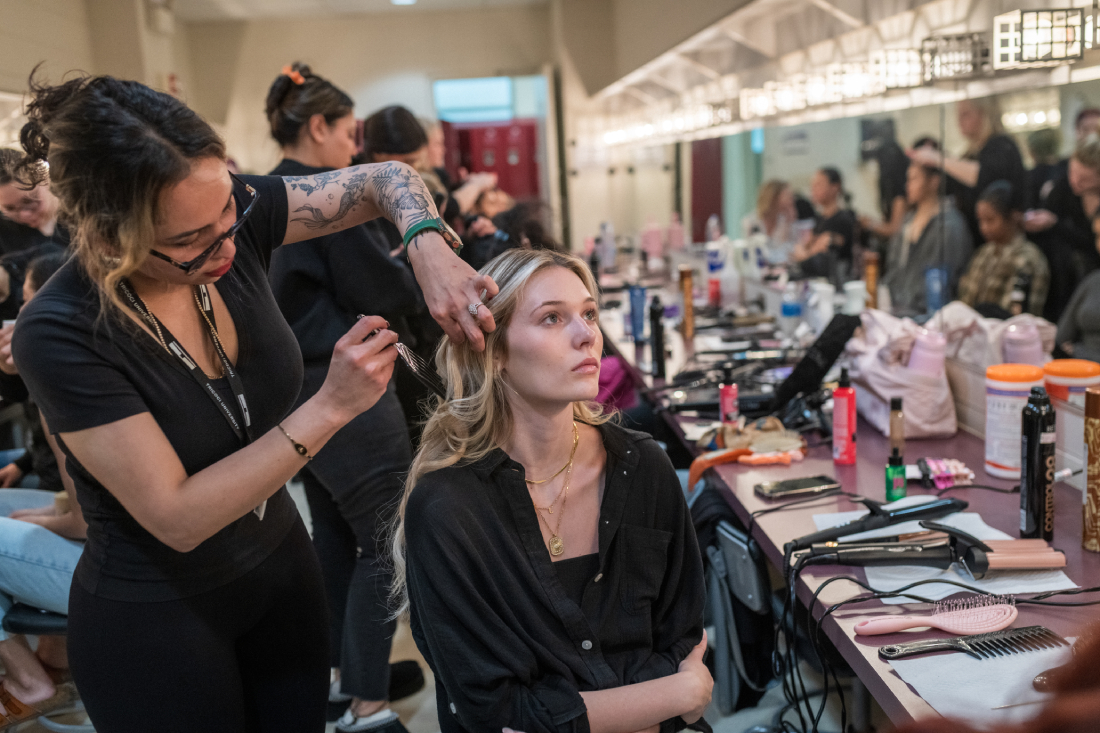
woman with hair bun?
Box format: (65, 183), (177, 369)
(392, 248), (712, 733)
(265, 64), (424, 733)
(10, 68), (493, 733)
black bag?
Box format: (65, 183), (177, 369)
(689, 480), (775, 714)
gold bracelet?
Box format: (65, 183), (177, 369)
(277, 424), (312, 461)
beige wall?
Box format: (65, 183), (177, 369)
(187, 5), (552, 173)
(0, 0), (94, 93)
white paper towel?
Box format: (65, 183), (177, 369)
(888, 639), (1072, 728)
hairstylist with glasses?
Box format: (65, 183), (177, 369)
(9, 71), (494, 733)
(265, 63), (424, 733)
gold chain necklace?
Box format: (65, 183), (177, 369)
(533, 462), (571, 557)
(526, 421), (578, 486)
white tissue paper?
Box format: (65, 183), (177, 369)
(888, 638), (1073, 728)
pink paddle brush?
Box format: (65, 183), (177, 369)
(854, 595), (1017, 636)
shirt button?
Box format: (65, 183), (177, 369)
(593, 573), (603, 583)
(450, 703), (457, 714)
(581, 640), (593, 650)
(623, 470), (628, 475)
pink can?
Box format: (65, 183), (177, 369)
(719, 384), (739, 424)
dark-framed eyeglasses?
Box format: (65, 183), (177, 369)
(148, 172), (259, 275)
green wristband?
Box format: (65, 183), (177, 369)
(402, 218), (441, 248)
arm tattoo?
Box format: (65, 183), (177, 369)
(285, 171), (341, 197)
(291, 171), (369, 230)
(373, 163), (435, 246)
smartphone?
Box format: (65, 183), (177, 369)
(754, 475), (840, 500)
(1, 320), (15, 330)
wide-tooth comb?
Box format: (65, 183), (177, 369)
(878, 625), (1068, 661)
(394, 342), (446, 398)
(854, 595), (1017, 636)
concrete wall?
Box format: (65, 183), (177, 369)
(187, 5), (553, 172)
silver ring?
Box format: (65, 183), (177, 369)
(468, 302), (482, 317)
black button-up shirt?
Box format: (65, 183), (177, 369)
(406, 422), (706, 733)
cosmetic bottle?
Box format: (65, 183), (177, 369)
(1085, 387), (1100, 552)
(649, 295), (666, 380)
(886, 448), (907, 501)
(889, 397), (905, 456)
(833, 368), (857, 465)
(1021, 387), (1056, 541)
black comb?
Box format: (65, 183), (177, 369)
(357, 317), (447, 398)
(878, 625), (1068, 661)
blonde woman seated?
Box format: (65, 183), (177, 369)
(392, 249), (712, 733)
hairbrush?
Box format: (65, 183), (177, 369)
(854, 594), (1017, 636)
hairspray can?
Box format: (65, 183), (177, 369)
(832, 368), (857, 465)
(649, 295), (666, 380)
(678, 264), (695, 341)
(1085, 387), (1100, 552)
(719, 383), (739, 425)
(1020, 386), (1056, 541)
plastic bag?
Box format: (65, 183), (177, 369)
(845, 309), (957, 438)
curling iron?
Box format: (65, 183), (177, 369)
(807, 521), (1066, 579)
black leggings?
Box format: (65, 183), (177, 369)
(67, 520), (329, 733)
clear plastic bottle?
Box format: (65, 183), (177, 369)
(889, 397), (905, 456)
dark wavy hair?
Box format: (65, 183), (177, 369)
(14, 68), (225, 315)
(978, 180), (1018, 219)
(362, 105), (427, 159)
(265, 62), (354, 147)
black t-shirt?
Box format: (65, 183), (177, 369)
(950, 134), (1026, 242)
(12, 174), (304, 602)
(268, 158), (421, 365)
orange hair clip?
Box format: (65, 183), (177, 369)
(281, 65), (305, 85)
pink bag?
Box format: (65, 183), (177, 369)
(597, 355), (638, 411)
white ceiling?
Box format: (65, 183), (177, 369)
(173, 0), (548, 22)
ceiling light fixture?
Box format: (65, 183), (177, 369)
(391, 0), (417, 5)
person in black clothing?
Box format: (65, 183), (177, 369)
(9, 71), (494, 733)
(0, 249), (70, 491)
(1025, 127), (1063, 209)
(793, 167), (857, 283)
(392, 248), (712, 733)
(860, 133), (909, 241)
(1023, 134), (1100, 323)
(909, 97), (1026, 244)
(264, 63), (423, 732)
(0, 148), (67, 257)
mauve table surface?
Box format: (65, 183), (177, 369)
(707, 419), (1100, 725)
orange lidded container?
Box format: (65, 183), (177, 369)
(1043, 359), (1100, 407)
(985, 364), (1045, 479)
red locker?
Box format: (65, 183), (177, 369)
(451, 120), (541, 200)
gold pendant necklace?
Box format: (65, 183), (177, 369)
(534, 463), (570, 557)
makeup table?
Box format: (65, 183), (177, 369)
(601, 313), (1100, 726)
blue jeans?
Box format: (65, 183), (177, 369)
(0, 489), (84, 640)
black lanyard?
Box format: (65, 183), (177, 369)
(118, 280), (253, 445)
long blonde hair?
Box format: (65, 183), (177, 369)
(388, 248), (613, 617)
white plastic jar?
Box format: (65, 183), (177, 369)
(985, 364), (1045, 479)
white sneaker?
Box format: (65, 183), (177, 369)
(329, 678), (353, 703)
(335, 708), (402, 733)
